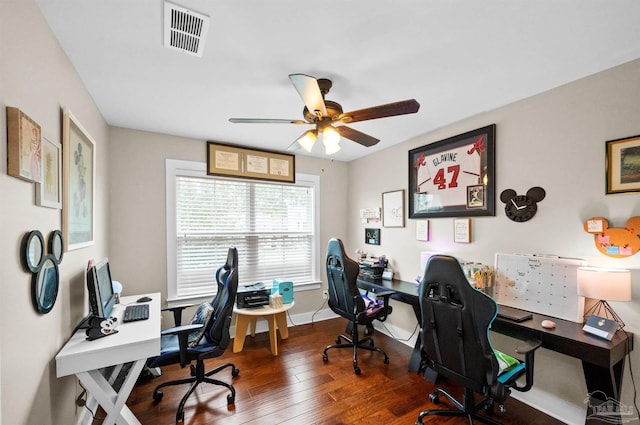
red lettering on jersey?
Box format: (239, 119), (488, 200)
(467, 135), (486, 155)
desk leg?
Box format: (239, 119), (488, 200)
(275, 312), (289, 340)
(77, 359), (146, 425)
(233, 314), (252, 353)
(581, 359), (627, 425)
(409, 303), (423, 374)
(267, 314), (278, 355)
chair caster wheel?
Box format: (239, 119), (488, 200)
(176, 411), (184, 422)
(354, 367), (361, 375)
(484, 401), (495, 414)
(384, 357), (389, 364)
(152, 390), (163, 402)
(232, 367), (240, 377)
(322, 354), (328, 362)
(429, 392), (439, 404)
(227, 394), (235, 405)
(335, 337), (342, 344)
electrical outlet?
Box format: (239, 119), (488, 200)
(322, 290), (329, 300)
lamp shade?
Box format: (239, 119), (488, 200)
(576, 267), (631, 301)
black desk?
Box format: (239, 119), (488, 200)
(357, 277), (634, 408)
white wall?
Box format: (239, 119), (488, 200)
(0, 1), (110, 424)
(347, 59), (640, 424)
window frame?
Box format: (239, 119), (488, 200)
(165, 159), (321, 304)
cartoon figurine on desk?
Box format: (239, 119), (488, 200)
(85, 316), (119, 341)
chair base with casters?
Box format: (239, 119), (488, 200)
(152, 358), (239, 423)
(417, 387), (504, 425)
(322, 320), (390, 375)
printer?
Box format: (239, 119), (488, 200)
(237, 282), (270, 308)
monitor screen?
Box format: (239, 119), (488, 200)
(87, 258), (116, 318)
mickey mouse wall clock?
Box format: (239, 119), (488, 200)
(499, 187), (546, 222)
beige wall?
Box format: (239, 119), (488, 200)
(107, 127), (349, 318)
(1, 1), (109, 424)
(347, 59), (640, 423)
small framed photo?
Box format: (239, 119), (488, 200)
(36, 137), (62, 209)
(382, 189), (405, 227)
(454, 218), (472, 243)
(365, 228), (380, 245)
(606, 134), (640, 194)
(467, 184), (485, 208)
(6, 107), (42, 183)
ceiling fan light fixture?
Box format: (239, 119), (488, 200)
(297, 130), (317, 152)
(322, 127), (341, 155)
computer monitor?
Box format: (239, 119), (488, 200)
(87, 258), (116, 318)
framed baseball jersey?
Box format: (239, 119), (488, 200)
(409, 124), (496, 218)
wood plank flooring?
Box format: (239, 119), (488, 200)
(117, 318), (567, 424)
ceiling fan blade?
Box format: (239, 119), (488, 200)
(229, 118), (308, 124)
(339, 99), (420, 123)
(289, 74), (327, 117)
(335, 126), (380, 147)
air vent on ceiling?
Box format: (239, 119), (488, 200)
(164, 1), (210, 57)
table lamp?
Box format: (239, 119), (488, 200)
(577, 267), (631, 330)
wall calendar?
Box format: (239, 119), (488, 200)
(493, 253), (586, 323)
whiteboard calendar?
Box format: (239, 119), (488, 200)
(493, 253), (586, 323)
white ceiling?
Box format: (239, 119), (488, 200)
(35, 0), (640, 162)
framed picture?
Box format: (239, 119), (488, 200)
(365, 228), (380, 245)
(408, 124), (495, 218)
(382, 190), (405, 227)
(36, 137), (62, 209)
(454, 218), (472, 243)
(6, 107), (42, 183)
(207, 141), (295, 183)
(62, 110), (95, 251)
(606, 134), (640, 194)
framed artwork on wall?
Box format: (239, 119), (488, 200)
(6, 107), (42, 183)
(207, 141), (295, 183)
(365, 228), (380, 245)
(62, 110), (95, 251)
(382, 189), (405, 227)
(606, 134), (640, 194)
(36, 137), (62, 209)
(408, 124), (495, 218)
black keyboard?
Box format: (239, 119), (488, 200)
(123, 304), (149, 322)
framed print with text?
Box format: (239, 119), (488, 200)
(606, 134), (640, 194)
(62, 110), (95, 251)
(36, 137), (62, 209)
(207, 141), (295, 183)
(409, 124), (495, 218)
(382, 190), (405, 227)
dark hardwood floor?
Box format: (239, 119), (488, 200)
(116, 318), (566, 424)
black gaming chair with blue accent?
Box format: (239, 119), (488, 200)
(416, 255), (541, 425)
(148, 247), (240, 423)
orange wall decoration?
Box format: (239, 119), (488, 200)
(583, 216), (640, 258)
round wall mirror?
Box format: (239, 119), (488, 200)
(22, 230), (44, 273)
(48, 230), (64, 263)
(32, 255), (59, 314)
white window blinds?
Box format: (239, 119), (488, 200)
(171, 167), (317, 300)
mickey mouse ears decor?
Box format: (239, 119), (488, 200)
(499, 187), (546, 222)
(21, 230), (64, 314)
(584, 216), (640, 258)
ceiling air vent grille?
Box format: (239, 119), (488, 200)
(164, 1), (210, 57)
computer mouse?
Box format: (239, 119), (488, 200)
(541, 319), (556, 329)
(137, 296), (152, 303)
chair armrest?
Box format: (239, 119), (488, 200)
(161, 323), (202, 367)
(512, 339), (542, 392)
(162, 303), (194, 326)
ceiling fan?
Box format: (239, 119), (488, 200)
(229, 74), (420, 154)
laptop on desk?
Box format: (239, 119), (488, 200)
(497, 305), (533, 322)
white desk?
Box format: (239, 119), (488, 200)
(56, 293), (161, 425)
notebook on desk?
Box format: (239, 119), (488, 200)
(497, 305), (533, 322)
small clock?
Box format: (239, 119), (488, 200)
(500, 187), (546, 222)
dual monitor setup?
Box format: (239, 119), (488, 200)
(81, 259), (149, 339)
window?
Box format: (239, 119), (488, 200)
(166, 159), (320, 301)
